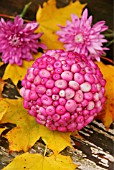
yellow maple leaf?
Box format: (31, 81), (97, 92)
(0, 98), (72, 153)
(96, 62), (114, 129)
(3, 53), (42, 86)
(39, 125), (72, 154)
(3, 152), (76, 170)
(36, 0), (86, 49)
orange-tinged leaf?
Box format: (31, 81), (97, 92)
(3, 53), (42, 85)
(96, 62), (114, 128)
(0, 98), (72, 153)
(36, 0), (86, 49)
(0, 78), (6, 98)
(3, 152), (76, 170)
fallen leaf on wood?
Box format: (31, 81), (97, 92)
(3, 152), (76, 170)
(0, 98), (72, 153)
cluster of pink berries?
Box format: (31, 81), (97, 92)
(20, 50), (106, 132)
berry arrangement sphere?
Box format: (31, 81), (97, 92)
(20, 50), (106, 132)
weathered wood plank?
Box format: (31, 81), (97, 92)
(71, 120), (114, 170)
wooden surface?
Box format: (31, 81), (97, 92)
(0, 0), (114, 170)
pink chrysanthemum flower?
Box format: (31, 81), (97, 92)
(0, 16), (46, 66)
(56, 9), (108, 61)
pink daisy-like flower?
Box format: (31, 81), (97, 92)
(0, 16), (46, 66)
(56, 9), (108, 61)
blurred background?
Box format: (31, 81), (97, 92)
(0, 0), (113, 61)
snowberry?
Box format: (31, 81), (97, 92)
(21, 50), (106, 132)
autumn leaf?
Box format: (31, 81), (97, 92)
(0, 98), (72, 153)
(0, 98), (40, 152)
(39, 125), (72, 154)
(96, 62), (114, 128)
(36, 0), (86, 49)
(3, 152), (76, 170)
(0, 78), (6, 98)
(3, 53), (42, 86)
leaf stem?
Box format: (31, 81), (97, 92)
(106, 39), (114, 47)
(101, 56), (114, 64)
(44, 145), (47, 156)
(20, 2), (32, 18)
(104, 33), (114, 38)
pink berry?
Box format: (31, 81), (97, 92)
(85, 67), (93, 74)
(52, 94), (59, 101)
(55, 68), (63, 74)
(68, 81), (79, 90)
(53, 101), (59, 107)
(84, 73), (95, 83)
(62, 63), (70, 71)
(59, 90), (65, 97)
(23, 89), (30, 101)
(46, 106), (55, 115)
(36, 119), (46, 125)
(53, 74), (61, 80)
(33, 75), (41, 85)
(37, 99), (42, 106)
(38, 61), (47, 69)
(37, 114), (46, 121)
(56, 105), (66, 115)
(67, 123), (77, 132)
(54, 61), (62, 68)
(65, 88), (75, 99)
(46, 65), (53, 71)
(36, 85), (46, 94)
(46, 89), (52, 96)
(61, 112), (70, 122)
(65, 99), (77, 112)
(23, 100), (30, 109)
(87, 101), (95, 110)
(80, 82), (91, 92)
(29, 91), (38, 100)
(74, 73), (84, 84)
(53, 114), (60, 121)
(46, 79), (55, 88)
(61, 71), (73, 81)
(59, 98), (66, 105)
(84, 92), (93, 101)
(71, 63), (81, 73)
(55, 79), (67, 89)
(74, 90), (83, 103)
(93, 93), (100, 101)
(41, 95), (52, 106)
(52, 87), (60, 94)
(39, 69), (50, 78)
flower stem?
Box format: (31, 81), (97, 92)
(104, 32), (114, 38)
(106, 39), (114, 47)
(20, 2), (32, 18)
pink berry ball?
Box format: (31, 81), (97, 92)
(20, 50), (106, 132)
